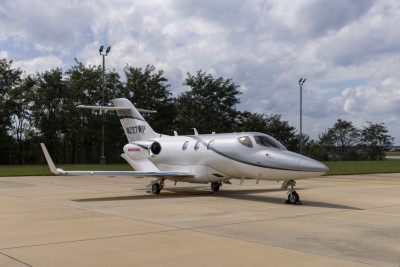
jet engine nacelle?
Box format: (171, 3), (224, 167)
(123, 141), (161, 160)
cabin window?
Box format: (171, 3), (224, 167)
(238, 136), (253, 148)
(182, 141), (189, 150)
(207, 140), (214, 150)
(254, 136), (280, 149)
(194, 141), (201, 150)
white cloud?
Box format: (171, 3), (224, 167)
(1, 0), (400, 143)
(316, 1), (400, 66)
(0, 50), (9, 58)
(13, 56), (64, 74)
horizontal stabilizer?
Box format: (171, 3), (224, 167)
(77, 105), (157, 113)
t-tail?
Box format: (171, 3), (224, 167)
(77, 98), (159, 142)
(112, 98), (159, 142)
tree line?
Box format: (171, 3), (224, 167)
(315, 119), (394, 161)
(0, 58), (394, 164)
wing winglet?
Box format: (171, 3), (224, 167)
(40, 143), (65, 174)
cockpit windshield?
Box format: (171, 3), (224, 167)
(254, 135), (285, 150)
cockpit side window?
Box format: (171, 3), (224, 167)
(182, 141), (189, 150)
(194, 141), (201, 150)
(254, 136), (280, 149)
(238, 136), (253, 148)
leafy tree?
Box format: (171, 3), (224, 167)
(319, 119), (360, 160)
(31, 68), (67, 163)
(0, 58), (22, 164)
(303, 140), (329, 161)
(65, 59), (124, 163)
(360, 122), (394, 160)
(319, 130), (336, 157)
(176, 70), (241, 134)
(122, 64), (176, 136)
(103, 68), (125, 163)
(7, 75), (36, 163)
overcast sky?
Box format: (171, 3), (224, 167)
(1, 0), (399, 144)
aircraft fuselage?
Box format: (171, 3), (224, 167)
(124, 132), (328, 184)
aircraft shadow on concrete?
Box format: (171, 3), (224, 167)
(73, 187), (362, 211)
(213, 189), (363, 210)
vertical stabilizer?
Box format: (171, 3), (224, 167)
(112, 98), (159, 142)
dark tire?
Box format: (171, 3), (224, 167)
(287, 191), (299, 204)
(211, 182), (220, 192)
(151, 183), (161, 194)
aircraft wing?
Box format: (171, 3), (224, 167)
(52, 170), (193, 178)
(40, 143), (193, 178)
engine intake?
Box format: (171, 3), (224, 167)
(150, 141), (161, 155)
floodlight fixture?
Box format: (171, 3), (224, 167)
(99, 45), (104, 54)
(299, 78), (306, 85)
(106, 46), (111, 54)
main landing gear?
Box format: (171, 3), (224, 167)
(282, 180), (301, 205)
(211, 182), (222, 192)
(150, 179), (165, 194)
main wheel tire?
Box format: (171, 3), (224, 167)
(287, 191), (299, 204)
(151, 183), (161, 194)
(211, 182), (220, 192)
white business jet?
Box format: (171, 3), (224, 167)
(41, 98), (328, 204)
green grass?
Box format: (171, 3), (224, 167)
(323, 160), (400, 176)
(386, 152), (400, 156)
(0, 164), (132, 177)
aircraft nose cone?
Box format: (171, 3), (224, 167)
(298, 158), (329, 173)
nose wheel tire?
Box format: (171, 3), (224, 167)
(151, 183), (161, 194)
(211, 182), (221, 192)
(287, 191), (300, 204)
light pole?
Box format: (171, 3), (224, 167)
(99, 45), (111, 164)
(299, 78), (306, 154)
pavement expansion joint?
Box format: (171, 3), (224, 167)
(0, 251), (32, 267)
(1, 228), (182, 251)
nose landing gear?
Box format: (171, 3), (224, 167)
(282, 180), (301, 205)
(287, 190), (299, 204)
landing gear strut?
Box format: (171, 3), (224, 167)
(211, 182), (222, 192)
(282, 180), (301, 204)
